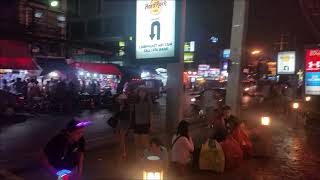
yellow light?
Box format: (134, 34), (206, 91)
(292, 102), (299, 109)
(261, 116), (270, 126)
(143, 171), (163, 180)
(251, 50), (261, 55)
(305, 96), (311, 102)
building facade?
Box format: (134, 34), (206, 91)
(0, 0), (67, 57)
(67, 0), (135, 66)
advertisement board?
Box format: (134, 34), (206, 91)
(305, 72), (320, 95)
(184, 41), (195, 52)
(305, 49), (320, 95)
(223, 49), (230, 59)
(277, 51), (296, 74)
(306, 49), (320, 72)
(184, 52), (194, 63)
(136, 0), (176, 60)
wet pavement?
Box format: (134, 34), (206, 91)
(1, 95), (320, 179)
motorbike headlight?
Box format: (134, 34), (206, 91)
(244, 87), (250, 92)
(191, 98), (196, 102)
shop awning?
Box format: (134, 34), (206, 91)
(0, 57), (38, 70)
(36, 57), (75, 76)
(0, 40), (38, 70)
(71, 62), (123, 76)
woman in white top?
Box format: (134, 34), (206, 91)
(171, 120), (194, 175)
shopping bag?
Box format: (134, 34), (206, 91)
(231, 127), (253, 158)
(199, 139), (225, 173)
(220, 137), (243, 170)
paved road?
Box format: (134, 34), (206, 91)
(0, 110), (113, 170)
(4, 94), (320, 179)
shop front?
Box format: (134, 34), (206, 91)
(0, 40), (40, 92)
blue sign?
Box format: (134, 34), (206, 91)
(305, 72), (320, 95)
(223, 49), (230, 58)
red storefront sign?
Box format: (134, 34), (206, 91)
(306, 49), (320, 72)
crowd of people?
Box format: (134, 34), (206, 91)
(1, 77), (79, 112)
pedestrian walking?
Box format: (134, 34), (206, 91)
(134, 89), (152, 160)
(171, 120), (194, 175)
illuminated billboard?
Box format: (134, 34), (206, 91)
(136, 0), (176, 59)
(305, 49), (320, 95)
(223, 49), (230, 58)
(184, 41), (195, 52)
(277, 51), (296, 74)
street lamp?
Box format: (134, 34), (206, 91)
(251, 50), (261, 55)
(292, 102), (299, 109)
(261, 116), (270, 126)
(50, 0), (59, 7)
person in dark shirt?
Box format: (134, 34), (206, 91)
(41, 119), (89, 179)
(222, 106), (241, 134)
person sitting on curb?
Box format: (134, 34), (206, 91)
(171, 120), (194, 175)
(142, 137), (169, 170)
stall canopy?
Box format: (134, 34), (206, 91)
(0, 40), (38, 70)
(36, 57), (75, 76)
(71, 62), (123, 76)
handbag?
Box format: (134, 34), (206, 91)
(107, 115), (119, 129)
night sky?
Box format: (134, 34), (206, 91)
(185, 0), (318, 63)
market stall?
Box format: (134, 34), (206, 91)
(0, 40), (40, 92)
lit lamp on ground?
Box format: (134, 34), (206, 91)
(292, 102), (300, 128)
(261, 116), (270, 126)
(292, 102), (299, 110)
(305, 96), (311, 102)
(143, 156), (163, 180)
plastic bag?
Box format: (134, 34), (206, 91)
(199, 139), (225, 173)
(220, 137), (243, 170)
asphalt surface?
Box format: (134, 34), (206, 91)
(1, 95), (320, 179)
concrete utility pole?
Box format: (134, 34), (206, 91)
(226, 0), (249, 117)
(166, 0), (186, 132)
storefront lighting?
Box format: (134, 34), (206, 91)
(187, 71), (192, 75)
(86, 73), (91, 77)
(192, 72), (197, 75)
(49, 71), (58, 77)
(79, 71), (84, 76)
(93, 73), (97, 77)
